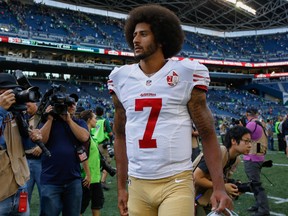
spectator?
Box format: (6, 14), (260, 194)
(90, 106), (114, 191)
(266, 119), (275, 151)
(79, 110), (104, 216)
(279, 115), (288, 158)
(0, 73), (42, 215)
(275, 115), (285, 152)
(219, 120), (229, 144)
(193, 125), (252, 215)
(22, 102), (42, 213)
(39, 93), (90, 216)
(243, 107), (270, 216)
(108, 5), (232, 216)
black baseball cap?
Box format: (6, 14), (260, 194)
(0, 73), (20, 88)
(69, 93), (79, 103)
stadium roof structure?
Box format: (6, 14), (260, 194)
(56, 0), (288, 32)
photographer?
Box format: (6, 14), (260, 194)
(243, 107), (270, 216)
(0, 73), (42, 215)
(193, 126), (252, 215)
(39, 93), (90, 216)
(22, 102), (43, 214)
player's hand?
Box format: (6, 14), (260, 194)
(210, 189), (233, 214)
(118, 189), (129, 216)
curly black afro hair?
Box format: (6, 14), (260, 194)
(124, 4), (185, 59)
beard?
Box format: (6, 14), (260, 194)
(134, 42), (158, 61)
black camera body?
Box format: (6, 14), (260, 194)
(235, 181), (252, 193)
(9, 71), (41, 113)
(49, 86), (75, 115)
(8, 71), (51, 157)
(100, 156), (116, 177)
(228, 179), (261, 193)
(99, 149), (116, 177)
(38, 84), (76, 117)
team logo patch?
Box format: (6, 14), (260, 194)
(167, 71), (179, 86)
(146, 80), (152, 86)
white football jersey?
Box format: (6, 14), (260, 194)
(108, 58), (210, 179)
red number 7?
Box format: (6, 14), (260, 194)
(135, 98), (162, 148)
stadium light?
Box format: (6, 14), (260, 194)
(236, 1), (256, 15)
(222, 0), (256, 15)
(224, 0), (237, 4)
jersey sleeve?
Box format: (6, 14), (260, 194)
(107, 65), (132, 101)
(107, 66), (121, 95)
(181, 58), (210, 91)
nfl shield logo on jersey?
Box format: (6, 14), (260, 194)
(146, 80), (152, 86)
(167, 71), (179, 86)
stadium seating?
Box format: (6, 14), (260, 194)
(207, 88), (286, 120)
(0, 1), (287, 62)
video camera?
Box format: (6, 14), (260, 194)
(232, 116), (246, 126)
(6, 71), (51, 157)
(9, 70), (41, 113)
(37, 83), (76, 118)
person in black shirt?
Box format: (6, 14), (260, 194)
(193, 126), (252, 215)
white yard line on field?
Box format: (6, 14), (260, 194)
(269, 212), (286, 216)
(272, 163), (288, 167)
(246, 192), (287, 215)
(246, 192), (288, 204)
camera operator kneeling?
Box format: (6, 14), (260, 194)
(193, 126), (252, 215)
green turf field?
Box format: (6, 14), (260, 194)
(232, 150), (288, 216)
(30, 149), (288, 216)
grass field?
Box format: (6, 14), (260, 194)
(30, 148), (288, 216)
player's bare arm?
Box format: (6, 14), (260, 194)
(111, 93), (129, 215)
(188, 88), (233, 212)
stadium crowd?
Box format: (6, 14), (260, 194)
(1, 1), (288, 216)
(0, 1), (288, 63)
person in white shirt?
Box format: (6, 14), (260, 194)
(108, 4), (232, 216)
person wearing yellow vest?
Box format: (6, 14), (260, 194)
(79, 110), (104, 216)
(90, 106), (114, 191)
